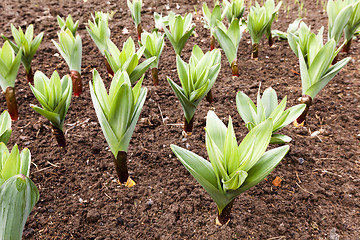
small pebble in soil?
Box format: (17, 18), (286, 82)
(147, 199), (153, 206)
(116, 216), (124, 225)
(23, 228), (35, 238)
(357, 134), (360, 140)
(86, 209), (101, 223)
(298, 158), (305, 164)
(329, 228), (340, 240)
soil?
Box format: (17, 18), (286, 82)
(0, 0), (359, 239)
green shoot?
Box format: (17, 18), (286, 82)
(202, 2), (222, 50)
(0, 111), (12, 144)
(90, 70), (147, 186)
(167, 46), (221, 133)
(171, 111), (289, 225)
(247, 0), (282, 58)
(0, 143), (39, 240)
(139, 30), (165, 86)
(127, 0), (143, 41)
(104, 37), (156, 84)
(154, 12), (169, 31)
(222, 0), (245, 23)
(57, 14), (79, 36)
(163, 12), (195, 55)
(2, 24), (43, 84)
(29, 71), (72, 147)
(86, 11), (113, 76)
(0, 41), (22, 121)
(295, 34), (350, 125)
(213, 18), (244, 77)
(52, 29), (82, 96)
(343, 0), (360, 53)
(236, 84), (306, 144)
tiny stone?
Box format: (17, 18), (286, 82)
(48, 208), (54, 213)
(86, 209), (101, 223)
(181, 138), (187, 142)
(298, 158), (305, 164)
(116, 216), (124, 225)
(357, 134), (360, 140)
(23, 228), (35, 238)
(329, 228), (340, 240)
(147, 199), (153, 206)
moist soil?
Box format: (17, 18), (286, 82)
(1, 0), (359, 239)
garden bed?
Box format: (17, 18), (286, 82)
(1, 0), (359, 239)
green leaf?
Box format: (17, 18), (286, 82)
(0, 175), (39, 240)
(171, 144), (232, 211)
(214, 21), (237, 65)
(238, 119), (273, 172)
(270, 134), (292, 144)
(167, 77), (197, 123)
(228, 145), (289, 198)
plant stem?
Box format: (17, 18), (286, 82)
(70, 70), (82, 96)
(5, 86), (18, 121)
(332, 54), (338, 65)
(151, 67), (159, 86)
(252, 43), (259, 59)
(295, 95), (312, 126)
(113, 151), (130, 184)
(104, 56), (114, 77)
(231, 59), (239, 77)
(216, 200), (235, 226)
(51, 125), (66, 148)
(26, 67), (34, 84)
(184, 116), (194, 134)
(205, 89), (214, 103)
(210, 34), (215, 51)
(268, 35), (274, 47)
(342, 38), (352, 53)
(137, 24), (143, 41)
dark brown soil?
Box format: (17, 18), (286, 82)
(1, 0), (359, 239)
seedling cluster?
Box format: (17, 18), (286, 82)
(0, 0), (356, 237)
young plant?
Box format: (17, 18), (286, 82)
(0, 41), (22, 121)
(295, 39), (350, 126)
(343, 0), (360, 53)
(139, 30), (165, 86)
(52, 29), (83, 96)
(127, 0), (143, 41)
(167, 45), (221, 133)
(2, 24), (44, 84)
(29, 71), (72, 147)
(213, 18), (244, 77)
(326, 1), (353, 63)
(154, 12), (169, 31)
(236, 85), (306, 144)
(90, 70), (147, 187)
(163, 12), (195, 55)
(57, 14), (79, 36)
(171, 111), (289, 225)
(202, 2), (222, 50)
(0, 111), (12, 144)
(287, 19), (323, 64)
(0, 143), (39, 240)
(222, 0), (245, 23)
(327, 1), (352, 44)
(247, 0), (282, 58)
(86, 11), (113, 76)
(104, 37), (156, 84)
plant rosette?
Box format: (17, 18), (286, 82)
(171, 111), (289, 225)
